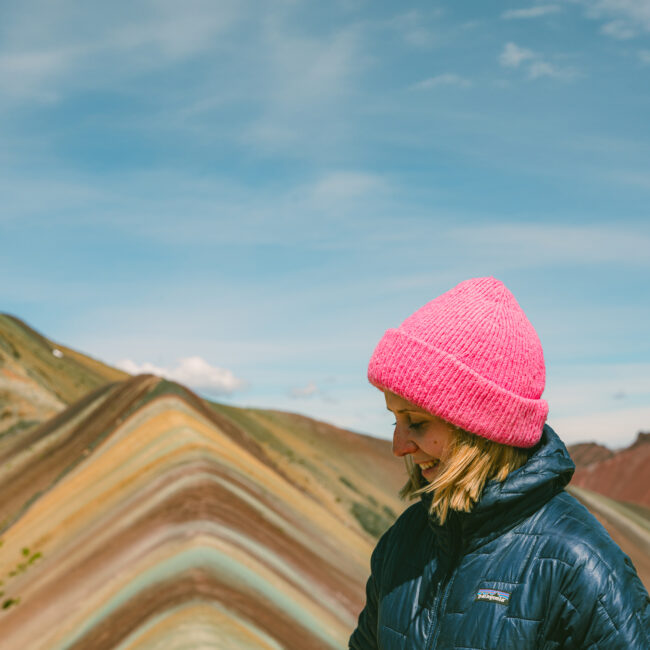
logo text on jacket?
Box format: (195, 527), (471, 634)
(475, 588), (510, 604)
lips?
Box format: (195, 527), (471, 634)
(418, 459), (440, 471)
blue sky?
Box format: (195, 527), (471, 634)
(2, 0), (650, 447)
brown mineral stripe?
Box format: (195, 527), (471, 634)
(0, 375), (160, 530)
(0, 469), (359, 648)
(67, 467), (360, 611)
(0, 381), (114, 462)
(65, 568), (336, 650)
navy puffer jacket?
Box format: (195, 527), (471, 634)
(349, 425), (650, 649)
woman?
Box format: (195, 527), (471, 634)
(349, 277), (649, 649)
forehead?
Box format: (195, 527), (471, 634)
(384, 390), (427, 414)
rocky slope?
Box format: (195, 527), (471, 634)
(0, 314), (128, 438)
(569, 432), (650, 509)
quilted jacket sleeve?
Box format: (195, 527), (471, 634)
(560, 545), (650, 650)
(348, 532), (388, 650)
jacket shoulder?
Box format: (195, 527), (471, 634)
(523, 491), (650, 648)
(527, 491), (638, 566)
(523, 491), (641, 583)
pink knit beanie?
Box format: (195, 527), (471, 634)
(368, 277), (548, 447)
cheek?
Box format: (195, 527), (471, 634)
(434, 428), (454, 456)
(423, 433), (448, 454)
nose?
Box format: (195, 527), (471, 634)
(392, 423), (418, 458)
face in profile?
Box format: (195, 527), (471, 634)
(384, 390), (455, 482)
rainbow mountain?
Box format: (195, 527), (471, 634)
(0, 316), (647, 648)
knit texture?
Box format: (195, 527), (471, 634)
(368, 277), (548, 447)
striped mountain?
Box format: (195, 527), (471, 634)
(0, 373), (404, 649)
(0, 318), (648, 648)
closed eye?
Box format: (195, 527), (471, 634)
(391, 420), (425, 431)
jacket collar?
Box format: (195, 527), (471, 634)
(422, 424), (575, 558)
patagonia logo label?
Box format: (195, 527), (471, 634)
(475, 588), (510, 604)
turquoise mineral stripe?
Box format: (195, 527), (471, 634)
(58, 545), (344, 649)
(113, 599), (285, 650)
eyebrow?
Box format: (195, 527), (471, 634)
(386, 407), (426, 415)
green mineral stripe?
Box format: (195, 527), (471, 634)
(58, 546), (344, 649)
(113, 599), (285, 650)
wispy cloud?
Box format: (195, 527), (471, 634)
(639, 49), (650, 64)
(0, 46), (81, 102)
(116, 356), (246, 394)
(499, 42), (578, 80)
(389, 10), (444, 49)
(527, 60), (576, 80)
(289, 382), (319, 398)
(307, 171), (386, 201)
(288, 380), (338, 403)
(499, 42), (536, 67)
(108, 0), (242, 58)
(601, 20), (637, 39)
(571, 0), (650, 39)
(241, 20), (367, 154)
(450, 222), (650, 267)
(412, 73), (471, 89)
(0, 0), (247, 105)
(502, 5), (561, 20)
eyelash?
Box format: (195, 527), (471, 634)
(391, 421), (424, 431)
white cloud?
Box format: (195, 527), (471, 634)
(527, 60), (578, 80)
(571, 0), (650, 39)
(390, 10), (443, 49)
(412, 73), (471, 89)
(499, 42), (535, 68)
(601, 19), (637, 39)
(499, 42), (578, 81)
(308, 171), (385, 201)
(289, 382), (319, 398)
(502, 5), (561, 19)
(116, 356), (246, 394)
(0, 0), (246, 105)
(528, 61), (557, 78)
(109, 0), (241, 58)
(0, 47), (78, 102)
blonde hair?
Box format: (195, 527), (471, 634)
(400, 427), (529, 525)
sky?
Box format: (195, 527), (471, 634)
(2, 0), (650, 448)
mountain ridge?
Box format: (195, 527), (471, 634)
(0, 373), (399, 648)
(0, 313), (129, 438)
(568, 432), (650, 510)
(0, 315), (648, 647)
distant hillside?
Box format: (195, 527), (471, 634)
(0, 314), (129, 437)
(569, 432), (650, 509)
(0, 374), (405, 650)
(568, 441), (614, 466)
(208, 402), (405, 540)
